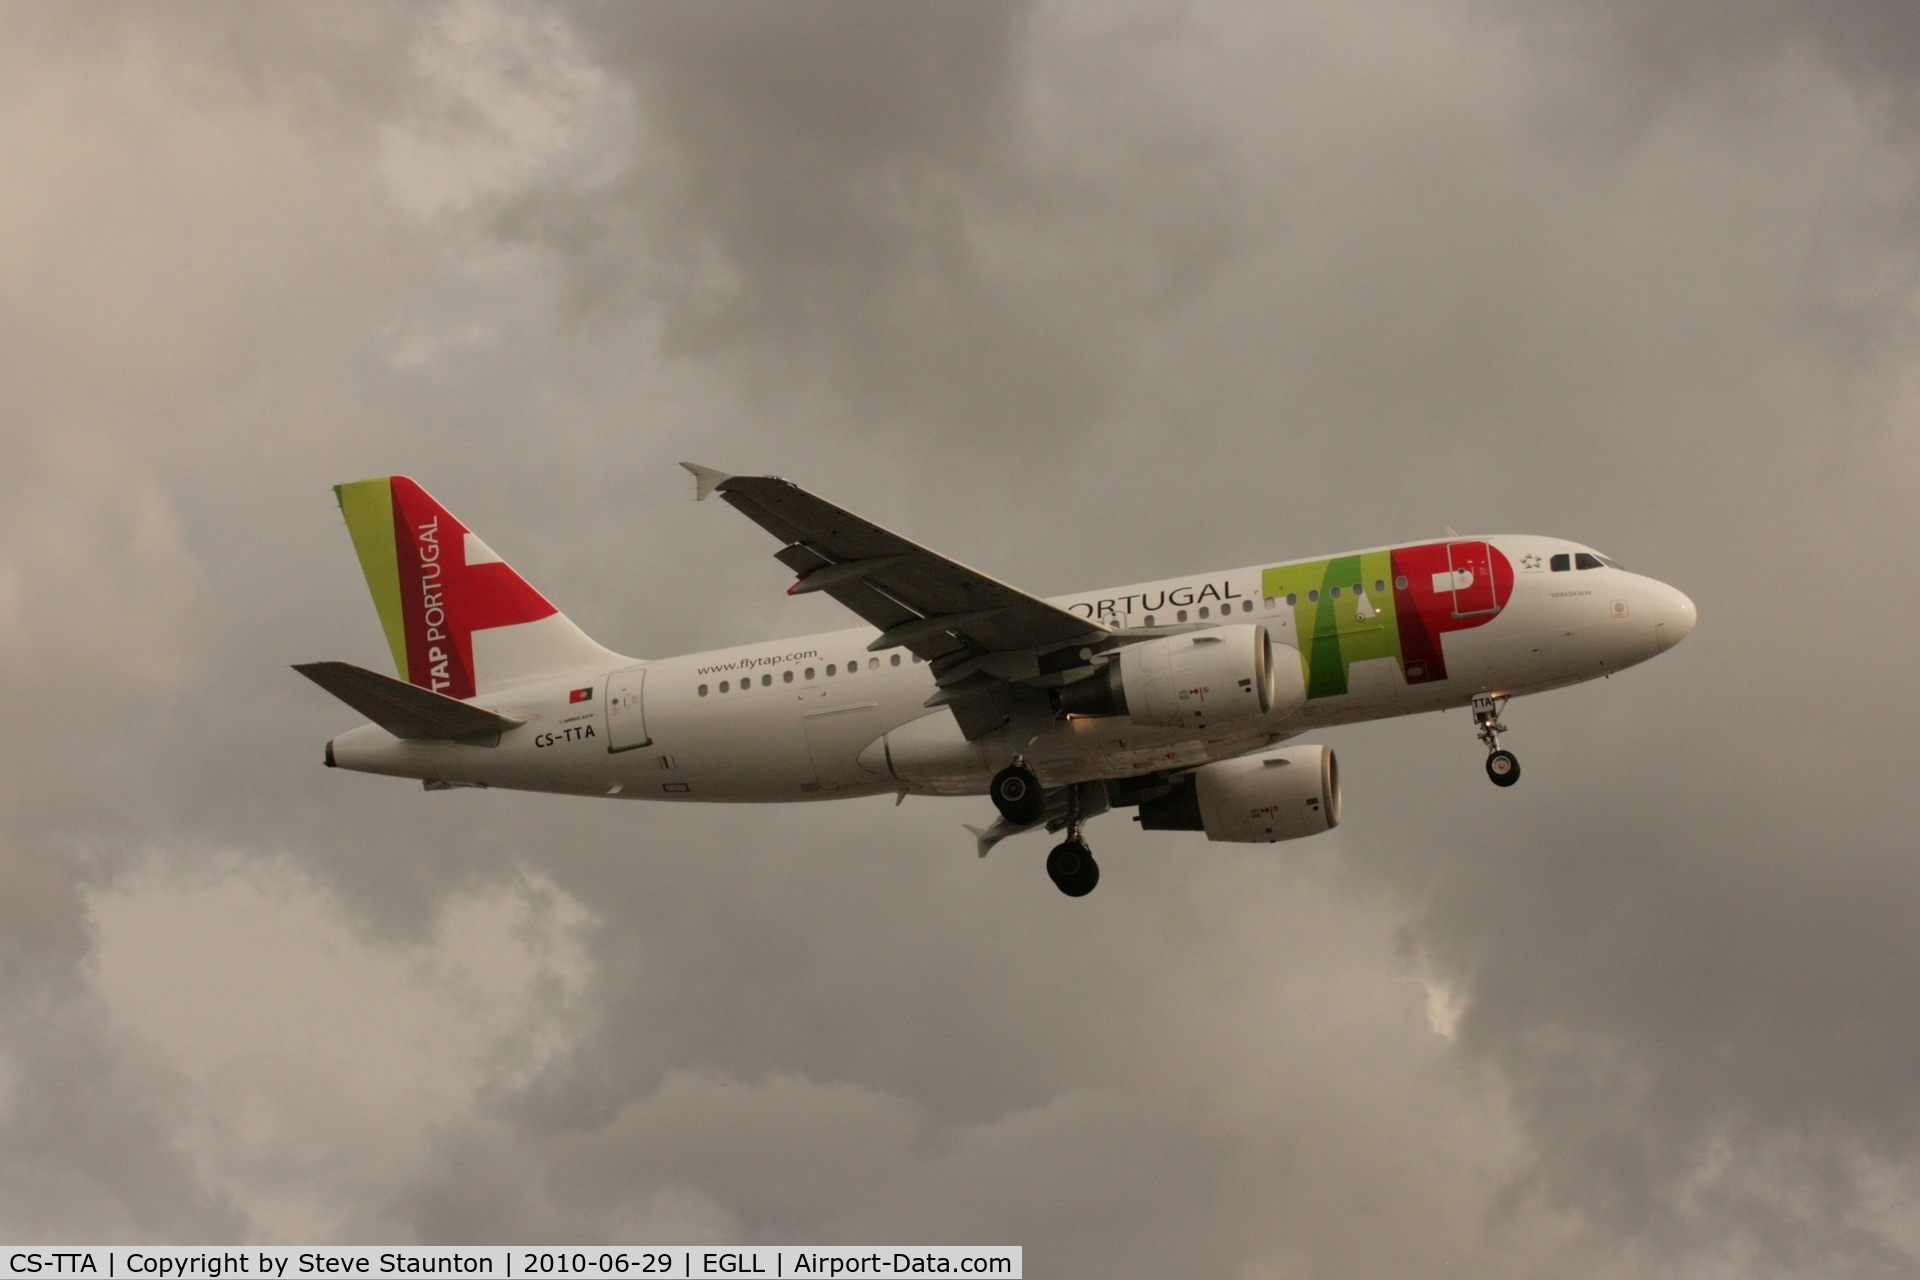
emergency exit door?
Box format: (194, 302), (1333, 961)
(1447, 541), (1498, 618)
(605, 666), (651, 752)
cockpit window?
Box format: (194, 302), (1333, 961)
(1550, 553), (1570, 572)
(1596, 554), (1623, 569)
(1575, 552), (1605, 570)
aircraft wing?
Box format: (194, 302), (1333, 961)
(683, 464), (1110, 736)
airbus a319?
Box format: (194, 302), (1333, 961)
(297, 466), (1696, 896)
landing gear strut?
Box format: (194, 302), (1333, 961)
(991, 757), (1046, 826)
(1473, 693), (1520, 787)
(1045, 783), (1100, 897)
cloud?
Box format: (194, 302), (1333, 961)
(483, 2), (1242, 454)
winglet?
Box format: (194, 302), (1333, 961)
(679, 462), (732, 502)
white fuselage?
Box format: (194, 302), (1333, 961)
(328, 535), (1696, 801)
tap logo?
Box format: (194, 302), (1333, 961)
(1263, 541), (1515, 699)
(335, 477), (559, 699)
(413, 514), (452, 690)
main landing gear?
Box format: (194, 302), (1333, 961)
(989, 759), (1103, 896)
(1047, 839), (1099, 897)
(1472, 692), (1521, 788)
(991, 758), (1046, 826)
(1045, 777), (1101, 897)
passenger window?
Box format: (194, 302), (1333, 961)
(1263, 597), (1275, 610)
(1394, 576), (1407, 590)
(1307, 590), (1318, 603)
(1242, 600), (1253, 613)
(826, 663), (837, 676)
(1287, 593), (1298, 606)
(1198, 606), (1210, 619)
(1374, 580), (1385, 594)
(1575, 553), (1603, 570)
(719, 680), (729, 693)
(1177, 609), (1188, 622)
(890, 654), (901, 666)
(1550, 554), (1571, 572)
(1330, 586), (1340, 599)
(805, 667), (816, 680)
(783, 670), (793, 683)
(698, 684), (708, 697)
(1144, 615), (1155, 627)
(868, 657), (878, 670)
(761, 674), (771, 687)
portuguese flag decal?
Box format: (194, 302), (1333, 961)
(569, 687), (593, 703)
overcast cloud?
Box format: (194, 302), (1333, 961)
(3, 1), (1919, 1273)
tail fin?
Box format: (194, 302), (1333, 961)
(334, 477), (624, 698)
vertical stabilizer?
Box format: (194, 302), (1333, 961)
(334, 477), (625, 697)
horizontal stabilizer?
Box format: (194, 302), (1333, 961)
(293, 661), (524, 741)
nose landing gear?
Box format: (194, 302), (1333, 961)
(1486, 750), (1520, 785)
(1472, 693), (1521, 787)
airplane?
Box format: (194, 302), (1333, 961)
(297, 467), (1697, 897)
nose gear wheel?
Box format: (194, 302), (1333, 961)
(1471, 693), (1520, 787)
(1485, 749), (1520, 786)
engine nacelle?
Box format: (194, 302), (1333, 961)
(1135, 745), (1340, 842)
(1058, 624), (1303, 728)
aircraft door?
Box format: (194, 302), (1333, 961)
(605, 666), (652, 752)
(1448, 542), (1498, 618)
(804, 703), (883, 791)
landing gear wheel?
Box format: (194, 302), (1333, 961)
(1471, 693), (1520, 788)
(1486, 749), (1520, 787)
(991, 762), (1046, 826)
(1046, 840), (1100, 897)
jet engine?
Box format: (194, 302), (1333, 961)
(1134, 745), (1340, 842)
(1057, 624), (1303, 728)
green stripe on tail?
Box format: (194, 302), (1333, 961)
(334, 478), (409, 681)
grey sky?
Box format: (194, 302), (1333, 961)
(2, 1), (1918, 1273)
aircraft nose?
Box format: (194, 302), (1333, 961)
(1654, 583), (1697, 651)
